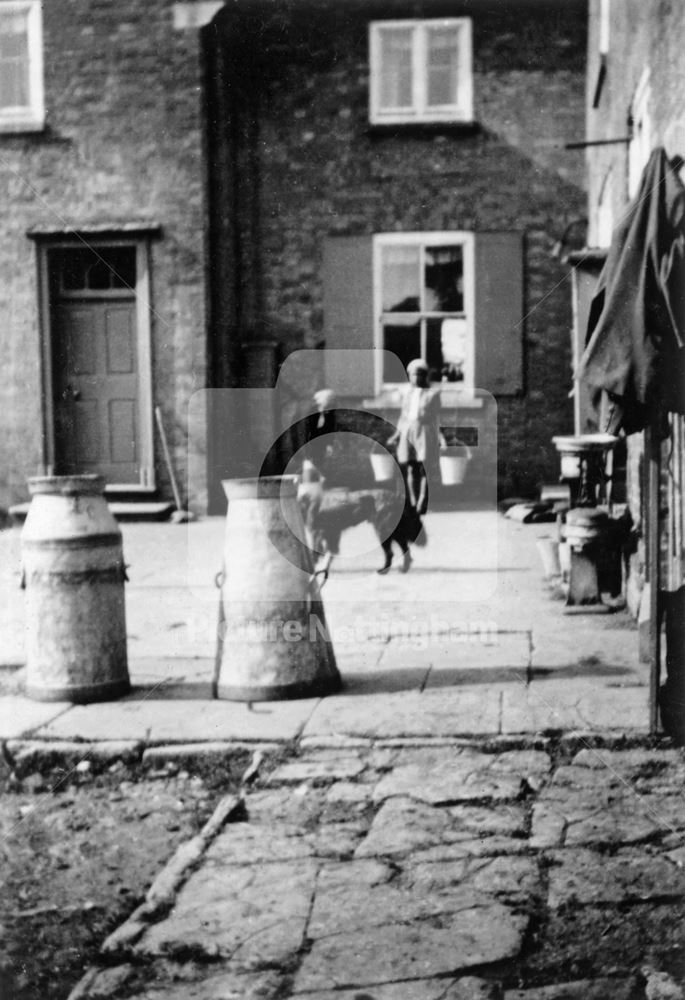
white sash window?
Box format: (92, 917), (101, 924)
(0, 0), (43, 132)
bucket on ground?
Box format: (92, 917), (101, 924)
(21, 475), (130, 703)
(439, 445), (471, 485)
(215, 476), (340, 701)
(536, 537), (561, 579)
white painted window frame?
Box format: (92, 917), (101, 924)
(628, 68), (652, 199)
(369, 18), (473, 125)
(37, 237), (156, 491)
(0, 0), (44, 132)
(373, 231), (475, 394)
(598, 0), (610, 55)
(596, 167), (614, 248)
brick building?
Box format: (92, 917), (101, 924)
(572, 0), (685, 732)
(0, 0), (587, 514)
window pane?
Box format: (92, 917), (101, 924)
(0, 8), (29, 109)
(108, 247), (136, 289)
(424, 245), (463, 311)
(59, 246), (136, 292)
(61, 249), (91, 291)
(382, 319), (421, 379)
(426, 25), (459, 108)
(382, 245), (420, 312)
(88, 259), (112, 290)
(379, 27), (413, 109)
(430, 317), (468, 382)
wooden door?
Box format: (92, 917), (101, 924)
(53, 297), (140, 483)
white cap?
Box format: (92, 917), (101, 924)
(407, 358), (429, 375)
(314, 389), (336, 407)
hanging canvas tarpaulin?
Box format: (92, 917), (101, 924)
(578, 147), (685, 434)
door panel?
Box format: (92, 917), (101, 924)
(109, 399), (137, 464)
(105, 305), (136, 373)
(54, 299), (139, 483)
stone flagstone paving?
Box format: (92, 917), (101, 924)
(70, 742), (685, 1000)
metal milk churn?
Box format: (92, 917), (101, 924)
(21, 475), (130, 702)
(215, 476), (340, 700)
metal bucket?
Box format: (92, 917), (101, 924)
(215, 476), (340, 701)
(21, 475), (130, 702)
(439, 447), (470, 485)
(370, 451), (396, 482)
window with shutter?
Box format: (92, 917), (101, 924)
(0, 0), (43, 132)
(322, 231), (523, 398)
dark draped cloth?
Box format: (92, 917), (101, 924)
(578, 147), (685, 434)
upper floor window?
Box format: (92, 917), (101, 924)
(0, 0), (43, 132)
(369, 19), (472, 125)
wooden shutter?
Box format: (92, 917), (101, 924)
(322, 236), (375, 397)
(474, 231), (524, 395)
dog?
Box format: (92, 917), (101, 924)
(299, 486), (427, 579)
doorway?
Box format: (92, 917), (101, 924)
(39, 239), (155, 489)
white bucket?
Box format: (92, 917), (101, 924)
(439, 447), (470, 485)
(370, 451), (396, 482)
(560, 454), (581, 479)
(536, 537), (561, 579)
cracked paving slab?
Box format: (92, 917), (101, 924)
(307, 859), (494, 939)
(546, 847), (685, 907)
(530, 757), (685, 848)
(294, 902), (529, 992)
(356, 796), (531, 859)
(291, 976), (500, 999)
(135, 859), (318, 969)
(372, 747), (552, 804)
(530, 793), (669, 848)
(265, 750), (368, 785)
(75, 965), (283, 1000)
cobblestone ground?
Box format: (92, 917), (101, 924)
(71, 740), (685, 1000)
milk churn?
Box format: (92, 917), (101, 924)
(215, 476), (340, 700)
(21, 475), (130, 702)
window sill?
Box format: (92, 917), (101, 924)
(0, 116), (45, 135)
(362, 389), (484, 410)
(366, 121), (480, 139)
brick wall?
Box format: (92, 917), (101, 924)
(209, 0), (588, 499)
(0, 0), (208, 510)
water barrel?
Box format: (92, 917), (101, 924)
(215, 476), (340, 701)
(21, 475), (130, 702)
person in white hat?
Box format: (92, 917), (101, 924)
(302, 388), (338, 479)
(387, 359), (442, 514)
